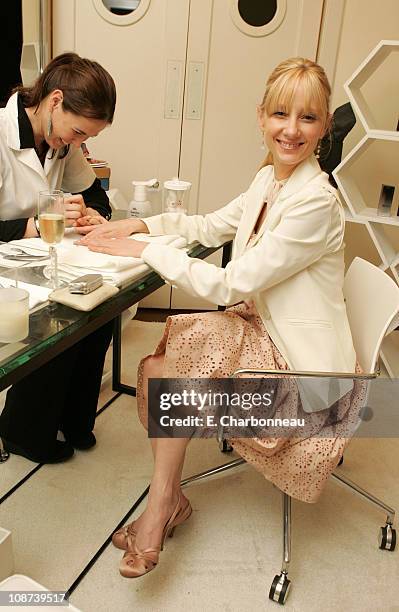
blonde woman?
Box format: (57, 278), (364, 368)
(79, 58), (358, 578)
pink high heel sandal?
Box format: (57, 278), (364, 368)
(119, 494), (192, 578)
(112, 520), (137, 551)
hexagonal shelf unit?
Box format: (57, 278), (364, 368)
(344, 39), (399, 134)
(334, 133), (399, 220)
(333, 40), (399, 377)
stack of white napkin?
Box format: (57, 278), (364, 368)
(0, 242), (48, 268)
(10, 233), (187, 286)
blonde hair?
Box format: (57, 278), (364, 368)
(259, 57), (331, 168)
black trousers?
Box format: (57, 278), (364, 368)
(0, 321), (113, 453)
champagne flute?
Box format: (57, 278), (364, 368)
(38, 190), (65, 289)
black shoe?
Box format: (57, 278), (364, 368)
(2, 439), (74, 464)
(62, 431), (96, 450)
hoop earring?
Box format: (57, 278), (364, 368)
(47, 113), (53, 138)
(315, 140), (321, 159)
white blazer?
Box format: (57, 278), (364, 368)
(143, 156), (356, 387)
(0, 93), (95, 220)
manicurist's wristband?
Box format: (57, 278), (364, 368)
(33, 215), (41, 237)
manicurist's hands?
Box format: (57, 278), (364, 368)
(75, 215), (109, 229)
(78, 236), (149, 258)
(75, 217), (149, 238)
(63, 194), (88, 226)
(63, 194), (106, 227)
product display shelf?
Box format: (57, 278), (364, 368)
(380, 331), (399, 378)
(334, 133), (399, 219)
(391, 264), (399, 286)
(343, 40), (399, 134)
(333, 40), (399, 378)
(368, 223), (399, 268)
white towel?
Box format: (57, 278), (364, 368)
(0, 242), (49, 268)
(51, 261), (151, 286)
(11, 233), (187, 286)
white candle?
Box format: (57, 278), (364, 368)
(0, 288), (29, 343)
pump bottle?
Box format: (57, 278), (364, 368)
(128, 179), (158, 218)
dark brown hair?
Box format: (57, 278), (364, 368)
(16, 52), (116, 123)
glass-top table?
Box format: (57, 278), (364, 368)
(0, 241), (232, 392)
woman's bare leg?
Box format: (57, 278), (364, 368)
(142, 353), (164, 458)
(142, 354), (187, 474)
(133, 437), (189, 550)
(134, 355), (190, 550)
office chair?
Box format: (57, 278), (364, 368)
(0, 439), (8, 462)
(181, 257), (399, 605)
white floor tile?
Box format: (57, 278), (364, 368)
(1, 320), (399, 611)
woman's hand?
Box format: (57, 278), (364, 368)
(80, 236), (149, 258)
(75, 215), (108, 228)
(75, 217), (149, 239)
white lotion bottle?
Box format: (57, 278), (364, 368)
(128, 179), (158, 218)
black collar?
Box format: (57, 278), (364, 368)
(17, 93), (36, 149)
(16, 93), (56, 164)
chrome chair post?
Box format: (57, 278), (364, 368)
(180, 458), (245, 488)
(282, 493), (291, 572)
(269, 492), (292, 604)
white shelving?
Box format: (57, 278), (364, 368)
(380, 331), (399, 378)
(333, 40), (399, 377)
(344, 40), (399, 134)
(334, 134), (399, 219)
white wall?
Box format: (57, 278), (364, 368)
(22, 0), (40, 43)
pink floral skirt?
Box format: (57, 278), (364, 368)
(137, 302), (365, 503)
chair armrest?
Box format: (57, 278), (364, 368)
(230, 368), (379, 380)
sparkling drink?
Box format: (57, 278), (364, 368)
(39, 213), (65, 244)
(38, 190), (65, 290)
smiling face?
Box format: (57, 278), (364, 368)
(44, 90), (108, 150)
(258, 79), (330, 180)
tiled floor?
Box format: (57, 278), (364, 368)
(1, 318), (399, 612)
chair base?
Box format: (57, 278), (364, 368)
(183, 458), (396, 605)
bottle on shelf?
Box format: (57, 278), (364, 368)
(128, 179), (158, 218)
(377, 184), (395, 217)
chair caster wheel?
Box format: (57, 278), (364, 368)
(379, 525), (396, 551)
(269, 573), (291, 605)
(0, 447), (10, 463)
(219, 439), (233, 453)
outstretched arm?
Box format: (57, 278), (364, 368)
(82, 191), (340, 306)
(77, 191), (245, 248)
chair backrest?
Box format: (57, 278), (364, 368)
(344, 257), (399, 372)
